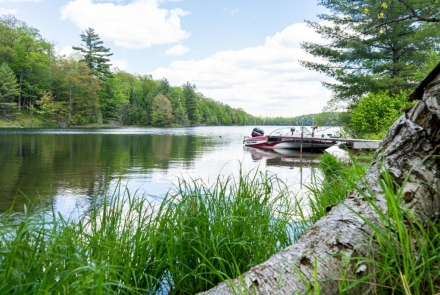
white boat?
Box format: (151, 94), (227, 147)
(243, 127), (338, 151)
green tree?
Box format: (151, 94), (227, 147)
(113, 71), (143, 125)
(348, 90), (413, 138)
(0, 16), (52, 112)
(412, 51), (440, 82)
(151, 93), (174, 126)
(0, 15), (23, 64)
(72, 28), (113, 79)
(51, 58), (100, 125)
(99, 74), (129, 123)
(182, 82), (200, 125)
(169, 87), (189, 125)
(153, 79), (189, 125)
(12, 26), (51, 111)
(35, 91), (69, 124)
(0, 62), (19, 118)
(301, 0), (440, 106)
(367, 0), (440, 24)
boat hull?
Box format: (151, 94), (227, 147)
(243, 136), (336, 150)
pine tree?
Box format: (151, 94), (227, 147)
(300, 0), (440, 106)
(0, 62), (19, 118)
(72, 27), (113, 79)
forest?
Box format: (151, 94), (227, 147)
(0, 15), (341, 129)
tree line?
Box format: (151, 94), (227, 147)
(2, 16), (334, 128)
(0, 17), (254, 127)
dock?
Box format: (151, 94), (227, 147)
(334, 137), (381, 149)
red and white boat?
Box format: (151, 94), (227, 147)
(243, 127), (338, 151)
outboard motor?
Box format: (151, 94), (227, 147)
(251, 127), (264, 137)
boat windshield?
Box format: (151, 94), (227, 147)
(268, 127), (312, 136)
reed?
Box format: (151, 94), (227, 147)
(0, 185), (160, 294)
(4, 151), (434, 295)
(149, 168), (299, 293)
(0, 168), (299, 294)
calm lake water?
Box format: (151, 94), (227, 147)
(0, 126), (342, 216)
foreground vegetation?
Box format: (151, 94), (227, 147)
(308, 153), (440, 294)
(0, 169), (299, 294)
(1, 151), (438, 294)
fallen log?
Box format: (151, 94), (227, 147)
(200, 64), (440, 294)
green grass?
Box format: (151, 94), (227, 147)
(0, 169), (300, 294)
(340, 164), (440, 294)
(1, 151), (438, 294)
(0, 110), (58, 128)
(304, 151), (369, 223)
(309, 152), (440, 294)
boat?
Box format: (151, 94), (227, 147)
(243, 127), (338, 151)
(244, 146), (322, 166)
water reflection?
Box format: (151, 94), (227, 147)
(244, 147), (321, 167)
(0, 127), (339, 215)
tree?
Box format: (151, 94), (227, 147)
(202, 63), (440, 295)
(154, 79), (189, 125)
(35, 91), (69, 124)
(151, 94), (174, 127)
(170, 87), (189, 125)
(51, 58), (100, 125)
(0, 62), (19, 118)
(182, 82), (200, 125)
(368, 0), (440, 25)
(0, 16), (52, 112)
(12, 25), (51, 111)
(99, 74), (129, 123)
(0, 15), (23, 64)
(301, 0), (440, 106)
(348, 90), (413, 138)
(72, 28), (113, 79)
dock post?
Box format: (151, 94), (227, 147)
(300, 115), (304, 158)
(311, 115), (314, 153)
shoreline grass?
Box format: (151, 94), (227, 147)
(0, 168), (301, 294)
(1, 151), (438, 294)
(307, 152), (440, 294)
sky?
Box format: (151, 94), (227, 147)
(0, 0), (334, 117)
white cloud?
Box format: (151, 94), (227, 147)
(55, 45), (75, 57)
(149, 22), (334, 117)
(164, 44), (190, 56)
(110, 58), (128, 70)
(0, 7), (17, 13)
(60, 0), (190, 49)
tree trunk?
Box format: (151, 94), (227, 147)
(18, 69), (23, 111)
(200, 68), (440, 294)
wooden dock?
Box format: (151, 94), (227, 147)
(335, 138), (381, 149)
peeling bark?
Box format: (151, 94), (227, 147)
(200, 68), (440, 294)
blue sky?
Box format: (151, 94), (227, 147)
(0, 0), (333, 117)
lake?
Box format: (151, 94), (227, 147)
(0, 126), (341, 216)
